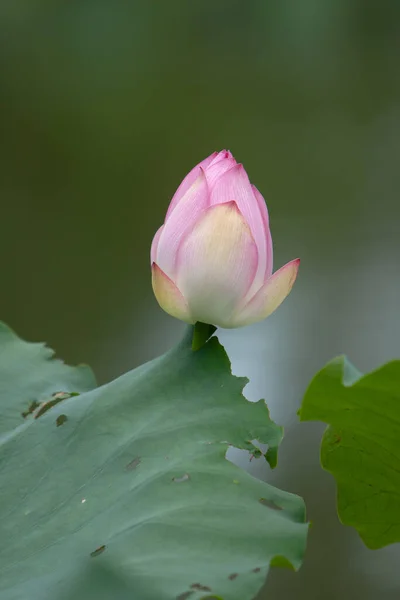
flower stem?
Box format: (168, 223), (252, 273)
(191, 322), (217, 351)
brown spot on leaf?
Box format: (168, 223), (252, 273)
(228, 573), (238, 580)
(56, 414), (68, 427)
(21, 400), (40, 418)
(331, 433), (342, 445)
(126, 457), (141, 471)
(172, 473), (190, 483)
(52, 392), (71, 400)
(190, 583), (211, 592)
(90, 545), (106, 558)
(34, 391), (79, 419)
(252, 567), (261, 573)
(259, 498), (283, 510)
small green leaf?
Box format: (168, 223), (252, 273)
(299, 355), (400, 549)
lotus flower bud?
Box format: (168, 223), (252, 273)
(151, 150), (299, 328)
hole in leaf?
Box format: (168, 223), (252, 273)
(228, 573), (238, 580)
(56, 414), (68, 427)
(190, 583), (211, 592)
(90, 545), (106, 558)
(259, 498), (283, 510)
(126, 457), (141, 471)
(172, 473), (190, 483)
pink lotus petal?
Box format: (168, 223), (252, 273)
(152, 263), (194, 324)
(150, 225), (164, 264)
(204, 157), (237, 189)
(230, 258), (300, 328)
(157, 171), (209, 279)
(176, 201), (258, 328)
(166, 152), (217, 220)
(210, 164), (267, 300)
(208, 149), (235, 168)
(252, 185), (273, 280)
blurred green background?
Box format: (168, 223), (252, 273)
(1, 1), (400, 599)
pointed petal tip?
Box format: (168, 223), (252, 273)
(275, 257), (300, 288)
(151, 263), (194, 324)
(289, 257), (301, 275)
(230, 256), (300, 328)
(208, 201), (253, 235)
(230, 162), (250, 179)
(222, 149), (234, 159)
(195, 167), (209, 191)
(213, 149), (234, 160)
(222, 199), (240, 212)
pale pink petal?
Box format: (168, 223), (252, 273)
(252, 184), (273, 280)
(211, 165), (267, 300)
(150, 225), (164, 264)
(166, 152), (217, 219)
(157, 171), (209, 279)
(230, 259), (300, 328)
(152, 263), (194, 324)
(204, 157), (237, 189)
(176, 202), (258, 328)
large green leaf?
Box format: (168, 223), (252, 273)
(0, 323), (308, 600)
(299, 355), (400, 549)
